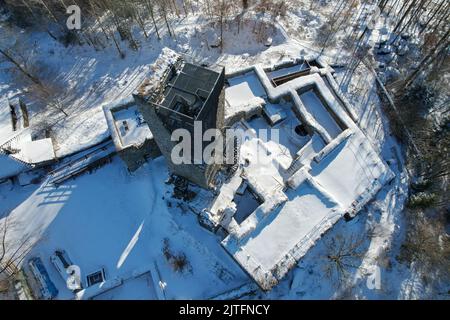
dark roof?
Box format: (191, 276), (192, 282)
(160, 62), (222, 119)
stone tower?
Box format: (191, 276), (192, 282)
(133, 48), (225, 189)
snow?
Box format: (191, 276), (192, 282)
(51, 107), (111, 157)
(296, 133), (326, 163)
(233, 187), (262, 225)
(0, 1), (421, 299)
(225, 82), (260, 107)
(266, 62), (310, 79)
(224, 76), (266, 123)
(260, 55), (411, 298)
(209, 282), (259, 300)
(103, 98), (152, 150)
(48, 141), (115, 185)
(75, 277), (123, 300)
(0, 129), (54, 179)
(0, 154), (28, 180)
(135, 48), (181, 98)
(209, 174), (243, 226)
(299, 90), (342, 139)
(262, 103), (287, 125)
(0, 98), (13, 134)
(239, 136), (286, 197)
(217, 58), (394, 290)
(0, 97), (19, 146)
(247, 111), (309, 159)
(0, 10), (291, 159)
(323, 72), (359, 123)
(233, 182), (338, 271)
(92, 274), (158, 300)
(228, 72), (267, 98)
(311, 135), (388, 208)
(225, 62), (358, 146)
(17, 170), (43, 186)
(1, 157), (247, 299)
(113, 107), (151, 147)
(15, 139), (55, 164)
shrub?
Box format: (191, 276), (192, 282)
(162, 238), (192, 274)
(407, 192), (438, 209)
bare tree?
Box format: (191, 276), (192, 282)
(0, 216), (38, 279)
(399, 211), (450, 292)
(29, 78), (70, 117)
(0, 48), (41, 86)
(157, 0), (174, 38)
(144, 0), (161, 40)
(0, 26), (42, 86)
(212, 0), (232, 52)
(323, 233), (367, 288)
(404, 27), (450, 88)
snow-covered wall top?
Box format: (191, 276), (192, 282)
(103, 97), (153, 151)
(134, 48), (181, 99)
(216, 59), (394, 291)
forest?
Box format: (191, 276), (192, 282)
(0, 0), (448, 299)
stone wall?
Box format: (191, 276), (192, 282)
(119, 138), (161, 172)
(134, 95), (212, 188)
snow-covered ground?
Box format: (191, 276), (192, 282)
(263, 63), (412, 299)
(215, 58), (395, 291)
(103, 98), (152, 150)
(0, 13), (292, 158)
(0, 1), (428, 299)
(1, 157), (248, 299)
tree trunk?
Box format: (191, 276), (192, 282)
(145, 0), (161, 40)
(405, 28), (450, 87)
(0, 49), (41, 85)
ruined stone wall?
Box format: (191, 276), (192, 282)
(135, 95), (211, 188)
(206, 87), (226, 183)
(119, 138), (161, 172)
(216, 87), (226, 130)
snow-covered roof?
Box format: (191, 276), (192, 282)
(0, 98), (55, 179)
(15, 138), (55, 164)
(0, 134), (55, 180)
(103, 97), (153, 151)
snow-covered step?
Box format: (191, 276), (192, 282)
(48, 141), (116, 185)
(286, 157), (303, 176)
(208, 282), (259, 300)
